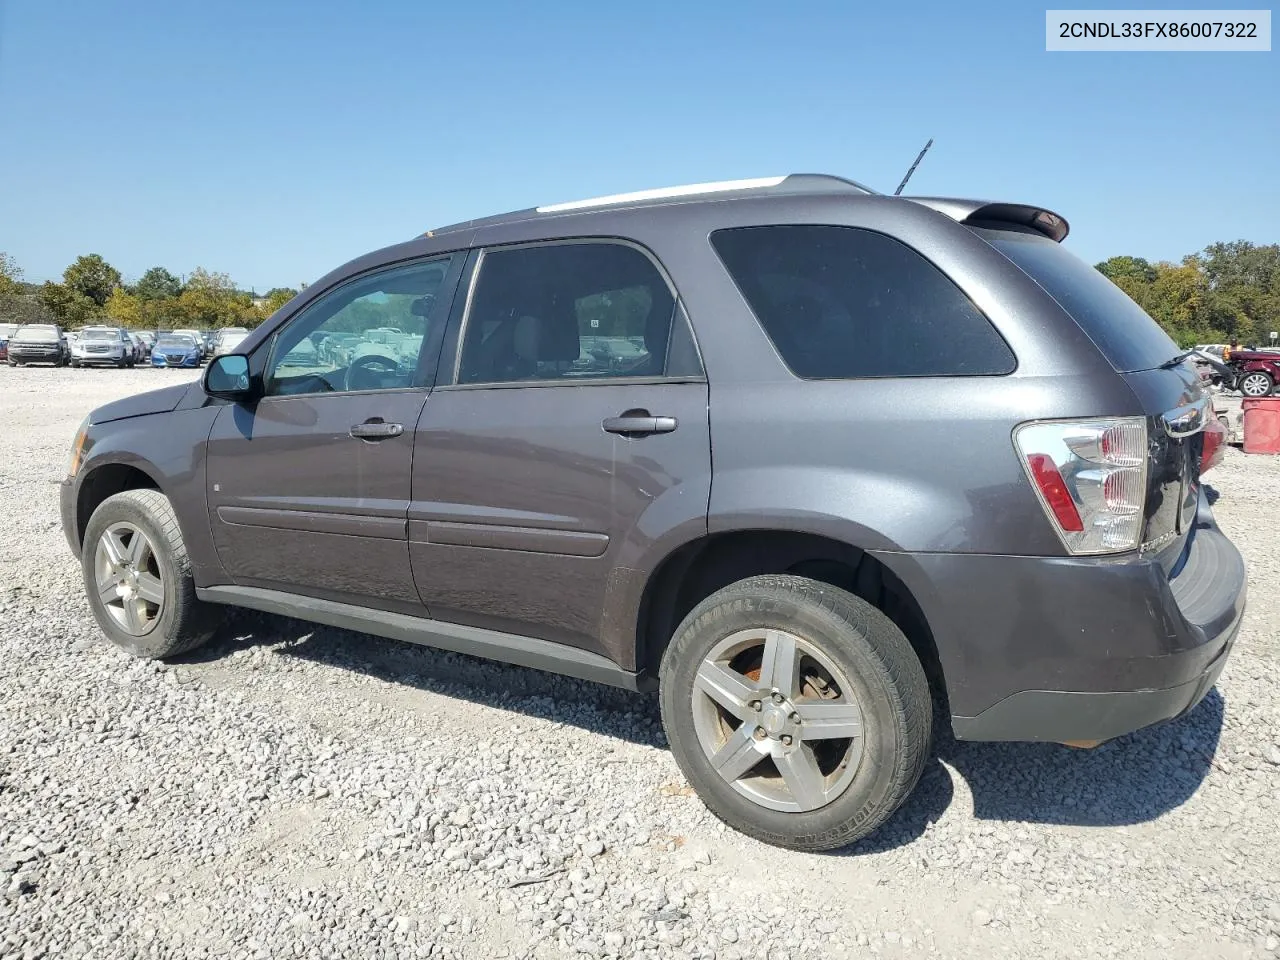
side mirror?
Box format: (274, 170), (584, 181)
(204, 354), (255, 399)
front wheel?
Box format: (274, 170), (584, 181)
(659, 575), (931, 851)
(1240, 371), (1275, 398)
(81, 489), (223, 659)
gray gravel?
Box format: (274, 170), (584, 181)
(1, 364), (1278, 960)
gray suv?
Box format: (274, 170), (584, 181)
(59, 175), (1245, 850)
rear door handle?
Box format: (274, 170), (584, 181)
(349, 419), (403, 440)
(602, 415), (678, 436)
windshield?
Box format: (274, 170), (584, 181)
(14, 325), (58, 341)
(157, 335), (196, 348)
(82, 327), (121, 341)
(974, 227), (1177, 373)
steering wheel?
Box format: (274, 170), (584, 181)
(345, 353), (400, 391)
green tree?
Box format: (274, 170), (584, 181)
(172, 268), (256, 328)
(63, 254), (122, 307)
(255, 286), (299, 322)
(0, 252), (22, 298)
(105, 288), (145, 328)
(135, 267), (183, 302)
(39, 281), (100, 326)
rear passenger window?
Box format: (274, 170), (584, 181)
(711, 225), (1015, 379)
(457, 242), (682, 384)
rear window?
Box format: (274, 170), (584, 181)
(973, 226), (1177, 373)
(711, 225), (1015, 379)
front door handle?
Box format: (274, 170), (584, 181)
(349, 419), (404, 440)
(602, 414), (678, 437)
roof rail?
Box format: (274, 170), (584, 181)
(422, 173), (879, 238)
(535, 176), (789, 213)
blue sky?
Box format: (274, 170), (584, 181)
(0, 0), (1275, 290)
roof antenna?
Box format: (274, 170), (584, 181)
(893, 138), (934, 196)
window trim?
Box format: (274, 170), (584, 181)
(446, 236), (704, 389)
(709, 223), (1018, 381)
(260, 252), (464, 399)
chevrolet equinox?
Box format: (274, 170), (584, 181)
(60, 174), (1245, 850)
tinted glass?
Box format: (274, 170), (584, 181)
(457, 242), (676, 384)
(974, 227), (1177, 373)
(266, 257), (452, 396)
(711, 225), (1015, 379)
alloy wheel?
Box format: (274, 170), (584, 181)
(1240, 373), (1273, 397)
(94, 522), (165, 636)
(691, 628), (865, 813)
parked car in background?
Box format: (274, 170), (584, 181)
(7, 323), (68, 366)
(59, 173), (1245, 852)
(171, 329), (205, 358)
(150, 332), (204, 368)
(213, 327), (250, 356)
(135, 331), (157, 356)
(0, 322), (16, 361)
(1225, 348), (1280, 397)
(128, 332), (149, 362)
(70, 326), (134, 367)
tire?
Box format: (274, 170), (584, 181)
(70, 358), (80, 368)
(1240, 371), (1274, 398)
(81, 489), (222, 659)
(659, 574), (931, 851)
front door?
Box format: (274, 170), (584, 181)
(409, 240), (711, 660)
(206, 254), (462, 614)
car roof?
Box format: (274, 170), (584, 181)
(420, 172), (1069, 243)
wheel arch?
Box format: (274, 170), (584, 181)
(633, 527), (949, 714)
(75, 456), (164, 548)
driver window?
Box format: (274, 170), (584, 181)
(265, 256), (454, 396)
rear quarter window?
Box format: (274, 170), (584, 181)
(973, 226), (1177, 373)
(710, 225), (1015, 379)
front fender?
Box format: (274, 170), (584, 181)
(72, 407), (227, 586)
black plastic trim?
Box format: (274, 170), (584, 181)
(196, 585), (649, 691)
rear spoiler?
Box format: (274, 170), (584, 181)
(903, 197), (1070, 243)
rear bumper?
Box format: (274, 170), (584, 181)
(875, 493), (1246, 744)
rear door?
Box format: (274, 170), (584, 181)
(408, 240), (711, 661)
(205, 254), (462, 614)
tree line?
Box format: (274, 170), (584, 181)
(0, 252), (299, 331)
(1096, 240), (1280, 348)
(3, 239), (1278, 346)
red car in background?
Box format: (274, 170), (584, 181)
(1228, 348), (1280, 397)
(0, 323), (15, 361)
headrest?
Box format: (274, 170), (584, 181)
(513, 314), (579, 363)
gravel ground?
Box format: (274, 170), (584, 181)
(1, 364), (1278, 960)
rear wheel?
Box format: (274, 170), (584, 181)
(659, 574), (931, 851)
(82, 489), (222, 659)
(1240, 371), (1275, 397)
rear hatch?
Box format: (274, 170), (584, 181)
(973, 225), (1207, 571)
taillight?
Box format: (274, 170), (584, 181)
(1014, 418), (1148, 555)
(1200, 419), (1226, 474)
